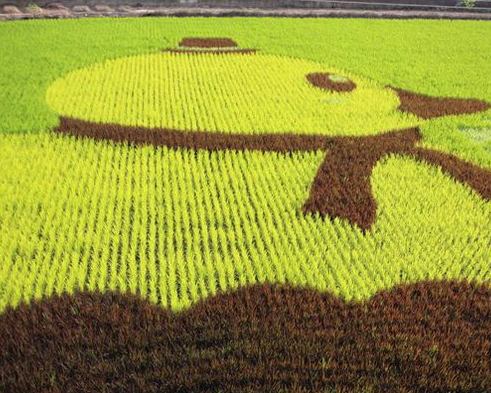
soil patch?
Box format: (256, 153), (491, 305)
(1, 281), (491, 392)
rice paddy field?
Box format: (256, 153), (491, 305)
(1, 16), (491, 393)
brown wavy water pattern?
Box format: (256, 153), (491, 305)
(55, 118), (491, 231)
(1, 281), (491, 392)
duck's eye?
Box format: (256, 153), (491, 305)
(307, 72), (356, 93)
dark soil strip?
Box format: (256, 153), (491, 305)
(179, 37), (238, 48)
(391, 87), (490, 119)
(55, 117), (491, 231)
(2, 281), (491, 392)
(165, 48), (257, 55)
(306, 72), (356, 92)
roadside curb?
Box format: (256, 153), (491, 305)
(2, 6), (491, 21)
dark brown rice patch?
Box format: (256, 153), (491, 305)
(1, 281), (491, 392)
(302, 128), (419, 231)
(179, 37), (238, 48)
(306, 72), (356, 93)
(391, 87), (490, 119)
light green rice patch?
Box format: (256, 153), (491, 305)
(46, 51), (416, 137)
(1, 133), (490, 313)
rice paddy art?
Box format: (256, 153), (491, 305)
(1, 19), (491, 393)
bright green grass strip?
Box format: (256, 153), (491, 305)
(1, 133), (490, 312)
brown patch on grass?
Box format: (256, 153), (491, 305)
(306, 72), (356, 92)
(391, 87), (490, 119)
(165, 48), (257, 55)
(180, 37), (238, 48)
(55, 117), (491, 231)
(1, 281), (491, 392)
